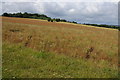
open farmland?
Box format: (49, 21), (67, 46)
(2, 17), (118, 78)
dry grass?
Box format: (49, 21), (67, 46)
(2, 17), (118, 64)
(2, 17), (118, 78)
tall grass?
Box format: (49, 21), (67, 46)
(2, 17), (118, 78)
(2, 43), (118, 78)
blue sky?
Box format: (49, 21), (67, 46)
(1, 0), (119, 25)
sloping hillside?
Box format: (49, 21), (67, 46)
(2, 17), (118, 78)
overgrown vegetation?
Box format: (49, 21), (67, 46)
(2, 42), (118, 78)
(2, 17), (118, 78)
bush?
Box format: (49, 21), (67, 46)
(51, 19), (53, 22)
(48, 18), (51, 22)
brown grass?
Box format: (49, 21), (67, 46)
(2, 17), (118, 65)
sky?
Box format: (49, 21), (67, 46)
(1, 0), (119, 25)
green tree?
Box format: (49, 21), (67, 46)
(55, 18), (60, 22)
(48, 18), (51, 22)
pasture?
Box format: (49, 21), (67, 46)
(2, 17), (118, 78)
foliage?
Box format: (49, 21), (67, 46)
(2, 12), (69, 23)
(84, 23), (119, 29)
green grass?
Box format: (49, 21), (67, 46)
(2, 17), (118, 78)
(2, 42), (118, 78)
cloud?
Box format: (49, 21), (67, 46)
(69, 9), (75, 13)
(2, 2), (37, 13)
(1, 2), (118, 25)
(2, 0), (119, 2)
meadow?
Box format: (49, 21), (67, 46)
(2, 17), (118, 78)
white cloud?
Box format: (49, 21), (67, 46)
(1, 2), (118, 25)
(69, 9), (75, 13)
(2, 0), (119, 2)
(34, 2), (45, 13)
(84, 4), (99, 14)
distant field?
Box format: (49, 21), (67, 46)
(2, 17), (118, 78)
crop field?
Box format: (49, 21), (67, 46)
(2, 17), (118, 78)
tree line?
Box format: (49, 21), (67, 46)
(2, 12), (119, 29)
(2, 12), (51, 20)
(84, 23), (119, 29)
(2, 12), (77, 24)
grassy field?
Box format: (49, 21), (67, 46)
(2, 17), (118, 78)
